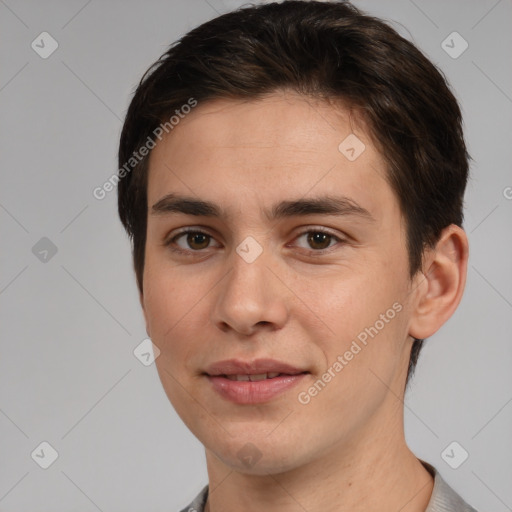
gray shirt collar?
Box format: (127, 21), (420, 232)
(180, 461), (478, 512)
(423, 461), (478, 512)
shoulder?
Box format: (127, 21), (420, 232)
(423, 461), (480, 512)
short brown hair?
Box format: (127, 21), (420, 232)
(117, 0), (470, 383)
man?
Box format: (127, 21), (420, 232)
(117, 1), (477, 510)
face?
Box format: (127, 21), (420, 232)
(142, 91), (420, 474)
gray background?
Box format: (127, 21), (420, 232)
(1, 0), (511, 510)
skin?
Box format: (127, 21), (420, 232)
(141, 90), (469, 512)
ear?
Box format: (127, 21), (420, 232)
(409, 224), (469, 340)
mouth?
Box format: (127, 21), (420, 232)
(203, 360), (310, 405)
(221, 372), (299, 381)
(203, 359), (310, 404)
(204, 357), (308, 377)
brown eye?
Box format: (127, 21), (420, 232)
(306, 232), (333, 250)
(167, 229), (219, 253)
(185, 232), (210, 250)
(293, 229), (344, 253)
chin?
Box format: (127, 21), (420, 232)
(206, 433), (311, 476)
(221, 451), (302, 476)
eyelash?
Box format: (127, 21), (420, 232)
(164, 227), (346, 256)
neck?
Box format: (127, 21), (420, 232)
(204, 406), (433, 512)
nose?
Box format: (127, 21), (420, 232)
(211, 249), (290, 336)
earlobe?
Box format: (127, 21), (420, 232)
(409, 224), (469, 340)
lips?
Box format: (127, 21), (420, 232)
(204, 358), (309, 404)
(204, 358), (307, 377)
(224, 372), (282, 381)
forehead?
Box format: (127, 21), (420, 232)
(146, 91), (399, 225)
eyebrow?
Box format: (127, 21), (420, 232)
(150, 193), (375, 222)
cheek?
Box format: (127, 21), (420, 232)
(293, 263), (409, 383)
(293, 266), (397, 337)
(143, 264), (212, 415)
(142, 258), (209, 355)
